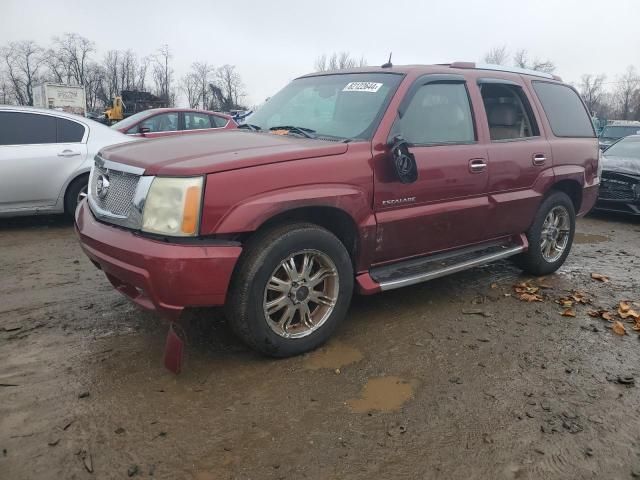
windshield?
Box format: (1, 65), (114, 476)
(246, 73), (403, 140)
(111, 110), (154, 131)
(600, 125), (640, 139)
(604, 136), (640, 159)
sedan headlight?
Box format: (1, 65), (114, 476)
(142, 177), (203, 237)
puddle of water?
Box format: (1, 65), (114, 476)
(574, 232), (610, 244)
(303, 341), (363, 370)
(347, 376), (414, 413)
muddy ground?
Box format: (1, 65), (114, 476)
(1, 213), (640, 480)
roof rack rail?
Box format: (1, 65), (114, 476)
(450, 62), (559, 81)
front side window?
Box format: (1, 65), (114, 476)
(398, 82), (475, 145)
(0, 112), (56, 145)
(138, 112), (179, 133)
(532, 81), (595, 138)
(480, 83), (539, 141)
(184, 112), (212, 130)
(247, 73), (403, 140)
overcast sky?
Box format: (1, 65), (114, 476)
(1, 0), (638, 107)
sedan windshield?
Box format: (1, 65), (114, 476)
(604, 135), (640, 159)
(246, 73), (403, 140)
(600, 125), (640, 139)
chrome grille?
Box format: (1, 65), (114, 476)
(90, 165), (140, 216)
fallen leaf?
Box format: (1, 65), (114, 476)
(612, 321), (627, 335)
(591, 273), (609, 282)
(601, 311), (614, 322)
(587, 310), (601, 318)
(490, 283), (498, 289)
(559, 299), (574, 308)
(618, 302), (640, 319)
(561, 309), (576, 317)
(518, 293), (544, 302)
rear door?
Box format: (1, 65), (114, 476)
(373, 75), (491, 263)
(0, 112), (88, 211)
(478, 78), (553, 237)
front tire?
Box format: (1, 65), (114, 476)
(515, 191), (576, 276)
(226, 223), (354, 357)
(64, 174), (89, 217)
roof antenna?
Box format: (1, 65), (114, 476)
(381, 52), (393, 68)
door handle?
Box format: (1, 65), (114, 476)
(532, 153), (547, 166)
(57, 150), (81, 158)
(469, 158), (487, 173)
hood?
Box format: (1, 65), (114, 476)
(602, 155), (640, 176)
(98, 130), (349, 176)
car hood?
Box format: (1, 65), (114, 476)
(602, 155), (640, 177)
(98, 130), (349, 176)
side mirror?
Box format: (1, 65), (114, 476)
(389, 135), (418, 184)
(138, 126), (151, 134)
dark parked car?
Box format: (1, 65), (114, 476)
(112, 108), (236, 138)
(595, 135), (640, 215)
(76, 62), (598, 358)
(598, 122), (640, 150)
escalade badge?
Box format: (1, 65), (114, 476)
(96, 174), (110, 199)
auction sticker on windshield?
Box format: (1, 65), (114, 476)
(343, 82), (383, 93)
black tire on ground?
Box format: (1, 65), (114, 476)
(514, 191), (576, 276)
(64, 174), (89, 217)
(225, 223), (354, 357)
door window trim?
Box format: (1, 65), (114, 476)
(393, 74), (478, 147)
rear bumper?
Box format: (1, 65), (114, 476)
(75, 201), (242, 320)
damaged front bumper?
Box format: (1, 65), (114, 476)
(594, 171), (640, 215)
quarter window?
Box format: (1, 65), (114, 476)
(0, 112), (57, 145)
(399, 83), (475, 145)
(210, 115), (228, 128)
(184, 112), (212, 130)
(57, 118), (85, 143)
(480, 83), (539, 141)
(532, 81), (595, 138)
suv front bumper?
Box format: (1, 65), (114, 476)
(75, 201), (242, 320)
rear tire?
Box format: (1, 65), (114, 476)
(226, 223), (354, 357)
(64, 174), (89, 218)
(515, 191), (576, 276)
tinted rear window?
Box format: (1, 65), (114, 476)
(57, 118), (85, 142)
(532, 82), (595, 138)
(0, 111), (57, 145)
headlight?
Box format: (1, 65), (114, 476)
(142, 176), (203, 236)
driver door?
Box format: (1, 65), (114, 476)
(373, 77), (490, 263)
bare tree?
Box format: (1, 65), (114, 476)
(513, 49), (555, 73)
(152, 44), (173, 104)
(215, 64), (245, 110)
(579, 74), (606, 114)
(136, 56), (150, 91)
(84, 62), (105, 111)
(180, 72), (200, 108)
(483, 45), (509, 65)
(191, 62), (214, 109)
(613, 66), (640, 120)
(52, 33), (95, 86)
(314, 52), (366, 72)
(1, 41), (45, 105)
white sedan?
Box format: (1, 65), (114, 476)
(0, 106), (137, 218)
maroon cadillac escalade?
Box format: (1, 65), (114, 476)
(76, 62), (600, 357)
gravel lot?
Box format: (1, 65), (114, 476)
(1, 213), (640, 479)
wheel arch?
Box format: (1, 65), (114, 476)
(549, 179), (582, 213)
(62, 170), (91, 213)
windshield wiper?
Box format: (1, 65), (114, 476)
(269, 125), (316, 139)
(237, 123), (262, 132)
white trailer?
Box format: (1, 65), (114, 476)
(33, 83), (87, 117)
